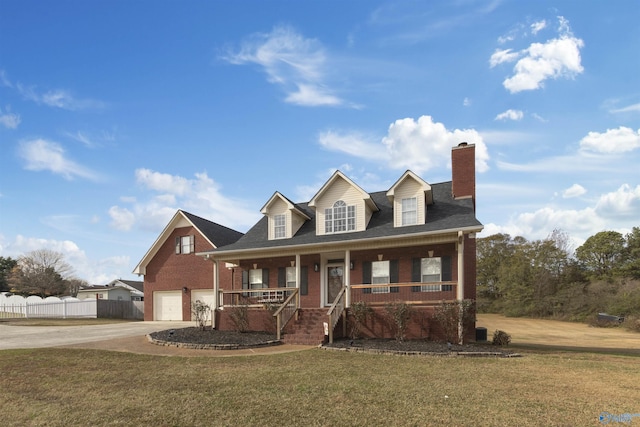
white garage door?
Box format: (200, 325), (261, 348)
(153, 291), (182, 321)
(190, 290), (215, 321)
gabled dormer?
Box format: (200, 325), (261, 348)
(308, 171), (379, 236)
(386, 170), (432, 227)
(261, 192), (311, 240)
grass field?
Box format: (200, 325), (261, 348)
(0, 316), (638, 426)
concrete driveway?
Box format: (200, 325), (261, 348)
(0, 321), (195, 350)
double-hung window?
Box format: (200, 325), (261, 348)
(325, 200), (356, 233)
(274, 214), (286, 239)
(285, 267), (297, 288)
(249, 269), (265, 290)
(401, 197), (417, 226)
(175, 235), (195, 254)
(372, 260), (390, 293)
(421, 257), (442, 292)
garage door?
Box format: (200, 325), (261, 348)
(190, 290), (215, 321)
(153, 291), (182, 321)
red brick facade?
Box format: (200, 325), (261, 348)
(143, 225), (235, 321)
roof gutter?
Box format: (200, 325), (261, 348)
(196, 224), (483, 261)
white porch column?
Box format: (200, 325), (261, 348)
(213, 259), (219, 328)
(457, 231), (465, 301)
(345, 249), (351, 307)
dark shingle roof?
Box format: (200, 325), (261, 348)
(119, 279), (143, 292)
(215, 181), (481, 253)
(181, 210), (244, 248)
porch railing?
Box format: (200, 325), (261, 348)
(218, 288), (297, 308)
(350, 281), (457, 305)
(326, 286), (347, 344)
(272, 289), (299, 340)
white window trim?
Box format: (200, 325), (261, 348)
(273, 214), (286, 239)
(325, 200), (356, 234)
(401, 197), (418, 226)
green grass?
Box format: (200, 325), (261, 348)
(1, 348), (638, 426)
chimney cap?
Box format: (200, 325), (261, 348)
(458, 142), (468, 147)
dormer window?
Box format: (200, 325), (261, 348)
(274, 214), (286, 239)
(401, 197), (417, 226)
(325, 200), (356, 233)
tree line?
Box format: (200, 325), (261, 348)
(477, 227), (640, 321)
(0, 249), (88, 297)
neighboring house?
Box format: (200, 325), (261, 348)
(77, 279), (144, 301)
(133, 210), (244, 321)
(197, 143), (482, 344)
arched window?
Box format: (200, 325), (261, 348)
(325, 200), (356, 233)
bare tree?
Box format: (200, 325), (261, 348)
(8, 249), (75, 297)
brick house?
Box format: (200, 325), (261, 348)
(133, 210), (244, 321)
(196, 142), (483, 344)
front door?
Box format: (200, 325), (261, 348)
(326, 265), (343, 306)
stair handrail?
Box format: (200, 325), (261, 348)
(273, 288), (299, 340)
(326, 286), (347, 344)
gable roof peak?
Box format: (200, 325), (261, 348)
(308, 170), (379, 211)
(260, 191), (311, 219)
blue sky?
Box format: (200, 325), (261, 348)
(1, 0), (639, 285)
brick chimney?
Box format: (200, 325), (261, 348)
(451, 142), (476, 210)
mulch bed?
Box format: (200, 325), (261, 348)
(149, 327), (519, 357)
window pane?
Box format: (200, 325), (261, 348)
(274, 214), (286, 238)
(372, 261), (389, 293)
(249, 269), (263, 289)
(401, 197), (417, 226)
(286, 267), (296, 287)
(181, 236), (192, 254)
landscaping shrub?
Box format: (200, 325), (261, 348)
(492, 329), (511, 346)
(349, 301), (373, 339)
(229, 298), (250, 333)
(432, 299), (475, 344)
(384, 301), (412, 342)
(191, 300), (211, 331)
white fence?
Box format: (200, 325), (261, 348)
(0, 294), (124, 319)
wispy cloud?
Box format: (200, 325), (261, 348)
(1, 70), (104, 111)
(610, 103), (640, 114)
(319, 115), (490, 175)
(18, 138), (100, 180)
(491, 16), (584, 93)
(494, 109), (523, 121)
(109, 169), (260, 232)
(222, 25), (346, 107)
(0, 106), (20, 129)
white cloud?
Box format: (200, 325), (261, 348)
(16, 84), (104, 111)
(109, 169), (260, 233)
(108, 206), (136, 231)
(223, 25), (345, 107)
(489, 48), (519, 67)
(18, 138), (99, 180)
(493, 17), (584, 93)
(494, 109), (523, 121)
(0, 106), (20, 129)
(579, 127), (640, 154)
(319, 115), (490, 175)
(530, 20), (547, 35)
(562, 184), (586, 198)
(463, 97), (471, 107)
(594, 184), (640, 219)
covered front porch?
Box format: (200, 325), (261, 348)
(202, 230), (473, 344)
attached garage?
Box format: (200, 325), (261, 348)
(190, 289), (215, 321)
(153, 291), (182, 321)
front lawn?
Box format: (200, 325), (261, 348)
(0, 347), (637, 426)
